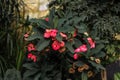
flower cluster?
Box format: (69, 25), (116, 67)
(24, 16), (105, 80)
(74, 37), (95, 60)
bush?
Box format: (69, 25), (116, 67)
(23, 0), (120, 80)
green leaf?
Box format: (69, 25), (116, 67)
(114, 73), (120, 80)
(81, 72), (88, 80)
(27, 32), (43, 41)
(48, 8), (55, 28)
(94, 51), (106, 58)
(23, 70), (38, 79)
(34, 73), (41, 80)
(4, 69), (22, 80)
(23, 63), (39, 70)
(56, 34), (62, 42)
(74, 38), (82, 47)
(30, 19), (49, 29)
(59, 26), (74, 32)
(27, 28), (43, 41)
(74, 61), (84, 67)
(91, 44), (104, 54)
(36, 39), (50, 51)
(58, 18), (66, 27)
(53, 17), (58, 28)
(76, 23), (87, 33)
(88, 61), (105, 70)
(66, 41), (74, 53)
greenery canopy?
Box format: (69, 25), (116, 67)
(49, 0), (120, 41)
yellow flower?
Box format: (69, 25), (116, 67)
(95, 58), (101, 64)
(78, 66), (84, 72)
(59, 47), (66, 53)
(83, 64), (89, 70)
(87, 71), (94, 77)
(72, 63), (77, 69)
(68, 68), (75, 74)
(90, 57), (94, 60)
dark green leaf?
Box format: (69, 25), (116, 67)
(56, 34), (62, 42)
(23, 70), (38, 79)
(34, 73), (41, 80)
(58, 18), (66, 27)
(91, 44), (104, 54)
(36, 40), (50, 51)
(74, 38), (82, 47)
(76, 23), (87, 33)
(88, 61), (105, 70)
(4, 69), (22, 80)
(30, 19), (49, 29)
(74, 61), (84, 67)
(66, 41), (74, 53)
(23, 63), (39, 70)
(81, 72), (88, 80)
(94, 51), (106, 58)
(59, 26), (74, 32)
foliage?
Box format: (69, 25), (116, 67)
(48, 0), (120, 65)
(105, 40), (120, 65)
(0, 68), (22, 80)
(0, 0), (27, 77)
(114, 72), (120, 80)
(49, 0), (120, 41)
(23, 6), (106, 79)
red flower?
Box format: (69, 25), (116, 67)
(52, 40), (61, 50)
(60, 41), (65, 47)
(73, 30), (77, 37)
(44, 29), (58, 38)
(79, 44), (87, 52)
(74, 44), (87, 53)
(24, 33), (29, 40)
(31, 55), (37, 62)
(24, 33), (29, 38)
(27, 53), (33, 59)
(87, 37), (95, 48)
(27, 43), (36, 52)
(50, 29), (58, 37)
(45, 18), (49, 22)
(73, 53), (78, 60)
(60, 32), (67, 39)
(52, 40), (65, 51)
(44, 29), (51, 38)
(27, 53), (37, 62)
(74, 48), (81, 53)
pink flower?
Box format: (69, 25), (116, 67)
(74, 44), (87, 53)
(60, 32), (67, 39)
(45, 18), (49, 22)
(73, 53), (78, 60)
(50, 29), (58, 37)
(73, 30), (77, 37)
(74, 48), (81, 53)
(52, 40), (65, 51)
(44, 29), (51, 38)
(27, 43), (36, 51)
(60, 41), (65, 47)
(27, 53), (33, 59)
(44, 29), (58, 38)
(87, 37), (95, 48)
(27, 53), (37, 62)
(79, 44), (87, 52)
(52, 40), (61, 50)
(24, 33), (29, 38)
(31, 55), (37, 62)
(24, 33), (29, 40)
